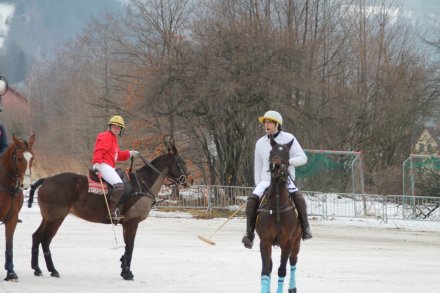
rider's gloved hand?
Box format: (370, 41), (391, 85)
(129, 150), (139, 158)
(92, 163), (100, 172)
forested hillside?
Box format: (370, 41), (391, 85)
(0, 0), (122, 84)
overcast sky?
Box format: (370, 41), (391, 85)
(0, 1), (439, 50)
(0, 3), (14, 48)
(405, 0), (440, 30)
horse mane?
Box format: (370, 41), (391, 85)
(1, 141), (17, 164)
(133, 152), (169, 175)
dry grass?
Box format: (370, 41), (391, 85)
(32, 151), (88, 179)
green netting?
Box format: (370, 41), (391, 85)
(403, 156), (440, 197)
(403, 156), (440, 170)
(296, 153), (351, 177)
(296, 151), (364, 194)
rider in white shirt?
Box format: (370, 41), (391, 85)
(241, 110), (312, 249)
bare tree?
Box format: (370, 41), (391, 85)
(25, 0), (440, 193)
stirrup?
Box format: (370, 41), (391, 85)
(110, 208), (125, 221)
(242, 232), (254, 249)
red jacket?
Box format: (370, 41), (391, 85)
(92, 130), (130, 167)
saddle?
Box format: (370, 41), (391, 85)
(257, 189), (297, 247)
(257, 189), (296, 215)
(87, 168), (132, 203)
(88, 168), (126, 183)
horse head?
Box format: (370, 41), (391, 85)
(135, 138), (194, 189)
(165, 138), (194, 187)
(269, 135), (293, 183)
(1, 134), (35, 191)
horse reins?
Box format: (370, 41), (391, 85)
(128, 153), (189, 203)
(257, 159), (295, 246)
(258, 160), (295, 219)
(0, 148), (24, 192)
(136, 153), (189, 186)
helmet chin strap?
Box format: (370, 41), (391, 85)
(267, 126), (281, 139)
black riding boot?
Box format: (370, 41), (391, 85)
(109, 183), (125, 221)
(241, 194), (259, 249)
(290, 191), (312, 240)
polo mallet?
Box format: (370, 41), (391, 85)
(97, 173), (125, 250)
(197, 202), (247, 245)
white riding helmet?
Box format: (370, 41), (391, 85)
(258, 110), (283, 126)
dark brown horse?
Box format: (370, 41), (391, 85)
(256, 136), (302, 293)
(27, 140), (193, 280)
(1, 134), (35, 281)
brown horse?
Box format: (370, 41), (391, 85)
(256, 136), (302, 293)
(27, 139), (193, 280)
(0, 134), (35, 281)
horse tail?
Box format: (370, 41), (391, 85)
(28, 178), (45, 208)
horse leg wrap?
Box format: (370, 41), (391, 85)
(289, 265), (297, 290)
(43, 250), (55, 271)
(120, 254), (131, 271)
(31, 247), (39, 268)
(4, 250), (13, 271)
(261, 275), (271, 293)
(120, 254), (134, 280)
(276, 276), (285, 293)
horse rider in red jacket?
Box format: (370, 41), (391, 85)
(92, 115), (138, 220)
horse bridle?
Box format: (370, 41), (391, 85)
(135, 152), (190, 186)
(128, 152), (191, 200)
(260, 153), (294, 223)
(0, 145), (30, 193)
(0, 144), (31, 224)
(172, 155), (191, 185)
(269, 156), (289, 183)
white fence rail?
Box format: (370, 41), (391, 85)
(27, 185), (440, 222)
(155, 185), (440, 222)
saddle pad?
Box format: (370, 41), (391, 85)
(88, 177), (107, 195)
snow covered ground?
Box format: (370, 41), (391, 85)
(1, 206), (439, 293)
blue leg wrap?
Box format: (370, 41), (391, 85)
(261, 275), (271, 293)
(289, 265), (297, 289)
(5, 250), (13, 271)
(276, 276), (285, 293)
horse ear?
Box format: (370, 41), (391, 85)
(172, 142), (178, 154)
(167, 138), (177, 154)
(286, 138), (294, 150)
(270, 135), (276, 147)
(12, 133), (19, 145)
(28, 134), (35, 148)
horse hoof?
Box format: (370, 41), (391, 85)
(33, 267), (43, 276)
(50, 271), (60, 278)
(288, 288), (297, 293)
(4, 271), (18, 281)
(121, 270), (134, 280)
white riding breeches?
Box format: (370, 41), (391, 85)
(96, 163), (122, 185)
(253, 179), (298, 198)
